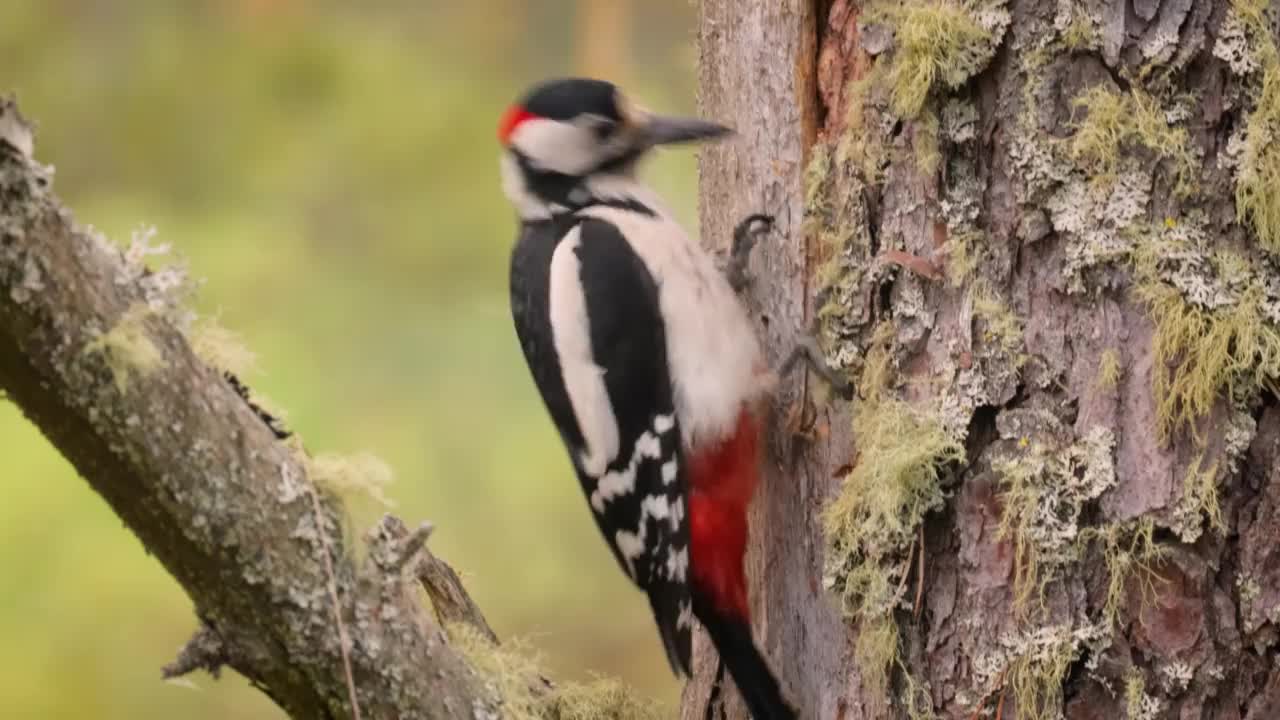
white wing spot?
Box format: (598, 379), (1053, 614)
(669, 497), (684, 532)
(615, 528), (645, 578)
(654, 413), (675, 434)
(661, 459), (678, 485)
(549, 226), (621, 478)
(666, 546), (689, 582)
(590, 428), (663, 512)
(641, 494), (670, 521)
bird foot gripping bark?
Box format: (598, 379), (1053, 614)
(726, 214), (854, 401)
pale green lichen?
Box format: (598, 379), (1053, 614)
(1066, 85), (1197, 197)
(82, 302), (164, 394)
(809, 142), (875, 369)
(913, 109), (942, 176)
(1136, 279), (1280, 443)
(447, 623), (664, 720)
(803, 142), (833, 216)
(1058, 5), (1099, 52)
(1124, 669), (1165, 720)
(1081, 517), (1167, 627)
(971, 282), (1025, 359)
(822, 394), (963, 620)
(994, 418), (1117, 614)
(868, 1), (999, 119)
(1237, 64), (1280, 255)
(1215, 0), (1266, 75)
(1131, 214), (1280, 441)
(838, 63), (891, 183)
(940, 158), (985, 286)
(1168, 453), (1224, 543)
(191, 316), (258, 377)
(1227, 0), (1280, 254)
(1047, 169), (1149, 294)
(943, 229), (982, 286)
(821, 336), (964, 693)
(971, 623), (1108, 720)
(1160, 660), (1194, 693)
(1096, 348), (1122, 390)
(307, 451), (396, 509)
(854, 615), (901, 701)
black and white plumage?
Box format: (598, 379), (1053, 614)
(511, 213), (694, 671)
(502, 78), (795, 720)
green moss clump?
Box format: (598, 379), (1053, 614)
(1136, 281), (1280, 443)
(1067, 86), (1197, 196)
(870, 2), (992, 118)
(82, 302), (164, 394)
(448, 624), (664, 720)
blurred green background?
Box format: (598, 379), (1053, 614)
(0, 1), (704, 716)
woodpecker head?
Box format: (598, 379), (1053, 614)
(498, 78), (731, 219)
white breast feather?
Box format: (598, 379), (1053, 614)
(577, 193), (762, 448)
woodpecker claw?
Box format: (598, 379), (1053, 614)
(725, 213), (774, 293)
(779, 333), (854, 400)
(725, 212), (853, 401)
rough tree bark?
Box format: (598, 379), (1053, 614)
(691, 1), (1280, 719)
(0, 100), (495, 719)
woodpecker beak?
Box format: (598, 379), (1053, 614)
(641, 115), (733, 146)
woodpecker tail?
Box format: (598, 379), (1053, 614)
(693, 591), (797, 720)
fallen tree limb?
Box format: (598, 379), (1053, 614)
(0, 97), (488, 719)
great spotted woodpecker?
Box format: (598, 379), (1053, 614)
(501, 78), (796, 720)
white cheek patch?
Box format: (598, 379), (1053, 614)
(549, 226), (620, 477)
(500, 152), (555, 220)
(511, 117), (599, 176)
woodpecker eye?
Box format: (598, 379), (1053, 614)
(588, 116), (617, 140)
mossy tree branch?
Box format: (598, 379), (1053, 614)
(0, 98), (485, 719)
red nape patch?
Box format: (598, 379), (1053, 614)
(688, 409), (762, 621)
(497, 105), (537, 144)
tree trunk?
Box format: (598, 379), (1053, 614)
(691, 1), (1280, 719)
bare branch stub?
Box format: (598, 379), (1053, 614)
(371, 514), (499, 644)
(163, 623), (228, 680)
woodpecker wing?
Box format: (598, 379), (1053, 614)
(510, 215), (693, 675)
